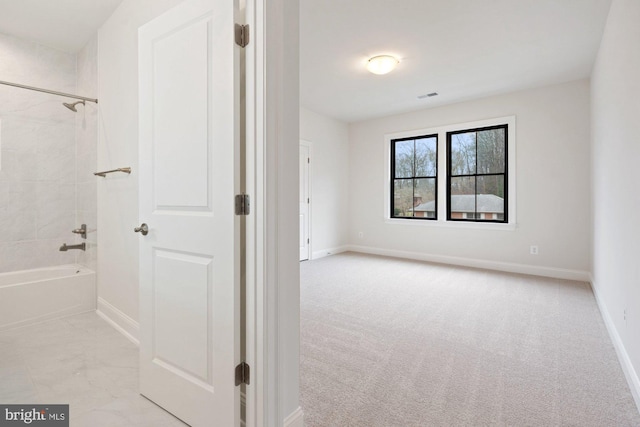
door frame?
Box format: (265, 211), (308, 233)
(299, 140), (312, 261)
(245, 0), (302, 426)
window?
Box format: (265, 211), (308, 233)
(386, 116), (514, 227)
(447, 125), (507, 223)
(390, 134), (437, 219)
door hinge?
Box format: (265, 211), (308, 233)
(307, 157), (310, 163)
(235, 362), (250, 386)
(307, 238), (309, 244)
(307, 198), (309, 204)
(235, 24), (249, 48)
(235, 194), (250, 215)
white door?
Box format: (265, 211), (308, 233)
(299, 144), (310, 261)
(138, 0), (240, 425)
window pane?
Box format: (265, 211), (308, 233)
(477, 174), (505, 199)
(413, 178), (436, 218)
(450, 176), (475, 220)
(477, 175), (505, 221)
(394, 140), (414, 178)
(450, 132), (476, 175)
(477, 128), (505, 174)
(393, 179), (414, 217)
(414, 137), (437, 177)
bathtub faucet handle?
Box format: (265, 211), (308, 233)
(72, 224), (87, 239)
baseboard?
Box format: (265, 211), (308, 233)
(96, 297), (140, 346)
(283, 407), (304, 427)
(346, 245), (590, 281)
(590, 276), (640, 412)
(311, 245), (349, 261)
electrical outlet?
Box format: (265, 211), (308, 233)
(530, 245), (539, 255)
(358, 232), (364, 239)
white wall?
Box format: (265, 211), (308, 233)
(97, 0), (185, 326)
(591, 0), (640, 406)
(348, 79), (591, 278)
(300, 107), (349, 258)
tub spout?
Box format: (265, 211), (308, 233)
(59, 243), (86, 251)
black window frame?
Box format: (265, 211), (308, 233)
(390, 133), (438, 220)
(446, 124), (508, 223)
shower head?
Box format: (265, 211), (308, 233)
(63, 100), (85, 112)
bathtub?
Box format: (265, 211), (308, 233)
(0, 265), (96, 331)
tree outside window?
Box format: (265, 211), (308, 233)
(447, 125), (507, 222)
(390, 135), (437, 219)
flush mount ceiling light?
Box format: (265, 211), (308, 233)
(366, 55), (399, 75)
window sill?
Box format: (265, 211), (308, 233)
(385, 218), (517, 231)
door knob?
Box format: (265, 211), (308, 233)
(134, 223), (149, 236)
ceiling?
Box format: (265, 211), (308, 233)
(0, 0), (123, 53)
(0, 1), (612, 122)
(300, 0), (613, 123)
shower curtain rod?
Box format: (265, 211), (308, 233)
(0, 79), (98, 103)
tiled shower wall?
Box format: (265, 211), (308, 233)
(75, 37), (98, 272)
(0, 33), (97, 273)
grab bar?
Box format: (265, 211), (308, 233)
(94, 167), (131, 177)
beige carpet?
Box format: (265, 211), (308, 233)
(300, 252), (640, 426)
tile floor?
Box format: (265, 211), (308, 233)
(0, 312), (187, 426)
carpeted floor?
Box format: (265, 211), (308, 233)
(300, 252), (640, 426)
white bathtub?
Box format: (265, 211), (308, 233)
(0, 264), (96, 331)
